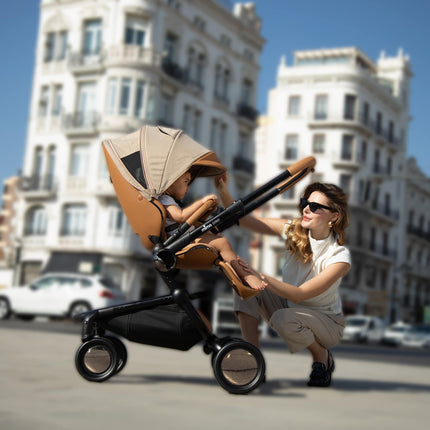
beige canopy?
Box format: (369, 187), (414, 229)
(102, 125), (227, 201)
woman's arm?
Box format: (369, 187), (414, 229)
(237, 257), (350, 303)
(215, 173), (287, 236)
(262, 262), (350, 303)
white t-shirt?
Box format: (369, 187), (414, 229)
(281, 224), (351, 314)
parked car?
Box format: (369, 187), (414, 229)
(402, 324), (430, 348)
(342, 315), (385, 344)
(0, 273), (126, 320)
(382, 321), (411, 346)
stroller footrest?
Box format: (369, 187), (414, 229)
(217, 261), (260, 300)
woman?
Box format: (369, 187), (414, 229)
(215, 176), (351, 387)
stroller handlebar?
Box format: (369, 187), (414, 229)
(155, 156), (316, 271)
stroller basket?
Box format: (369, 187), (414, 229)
(74, 126), (316, 394)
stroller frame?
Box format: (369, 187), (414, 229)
(75, 156), (315, 395)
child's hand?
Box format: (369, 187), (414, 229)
(202, 194), (219, 205)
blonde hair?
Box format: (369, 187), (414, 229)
(284, 183), (349, 264)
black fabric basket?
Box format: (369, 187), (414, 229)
(102, 303), (203, 351)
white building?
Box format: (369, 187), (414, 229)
(255, 46), (430, 322)
(15, 0), (264, 300)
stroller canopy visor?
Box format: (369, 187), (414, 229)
(102, 126), (227, 200)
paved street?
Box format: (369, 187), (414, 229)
(1, 322), (429, 430)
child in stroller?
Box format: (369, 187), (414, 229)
(159, 170), (267, 291)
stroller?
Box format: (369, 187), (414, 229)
(74, 125), (315, 394)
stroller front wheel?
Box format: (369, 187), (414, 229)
(104, 335), (128, 374)
(75, 337), (118, 382)
(212, 339), (265, 395)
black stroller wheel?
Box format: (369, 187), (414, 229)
(75, 338), (118, 382)
(212, 339), (265, 395)
(104, 335), (128, 374)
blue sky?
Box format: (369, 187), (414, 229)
(0, 0), (429, 187)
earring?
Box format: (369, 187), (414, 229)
(328, 221), (333, 228)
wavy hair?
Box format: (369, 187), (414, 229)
(284, 183), (349, 264)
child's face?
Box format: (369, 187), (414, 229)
(168, 172), (191, 200)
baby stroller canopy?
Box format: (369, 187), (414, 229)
(102, 125), (226, 200)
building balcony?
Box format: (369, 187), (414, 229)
(63, 111), (100, 136)
(308, 112), (403, 150)
(237, 103), (258, 123)
(161, 59), (185, 83)
(106, 45), (162, 68)
(407, 225), (430, 242)
(232, 155), (255, 175)
(20, 175), (57, 199)
(331, 156), (361, 170)
(68, 51), (105, 74)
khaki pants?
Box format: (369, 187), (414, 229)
(234, 289), (345, 353)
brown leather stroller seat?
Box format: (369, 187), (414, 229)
(103, 125), (260, 299)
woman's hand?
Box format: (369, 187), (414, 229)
(214, 172), (228, 191)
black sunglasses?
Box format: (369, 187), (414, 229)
(300, 198), (334, 213)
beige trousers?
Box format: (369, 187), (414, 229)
(234, 289), (346, 353)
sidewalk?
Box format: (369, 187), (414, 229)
(1, 326), (429, 430)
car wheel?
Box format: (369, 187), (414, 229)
(69, 302), (91, 319)
(0, 297), (11, 320)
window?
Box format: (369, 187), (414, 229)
(374, 149), (381, 173)
(341, 135), (354, 160)
(288, 96), (301, 116)
(362, 102), (369, 125)
(69, 144), (89, 177)
(388, 121), (394, 143)
(360, 140), (367, 162)
(240, 79), (253, 105)
(339, 174), (352, 197)
(210, 119), (227, 162)
(51, 85), (63, 116)
(77, 82), (96, 126)
(164, 32), (178, 63)
(159, 93), (173, 125)
(83, 19), (102, 56)
(376, 111), (382, 135)
(344, 94), (356, 120)
(285, 135), (298, 160)
(312, 134), (325, 154)
(32, 147), (43, 179)
(46, 146), (56, 189)
(38, 86), (49, 117)
(134, 80), (146, 118)
(61, 204), (87, 236)
(119, 78), (131, 115)
(187, 47), (205, 88)
(314, 95), (328, 120)
(44, 31), (68, 62)
(214, 63), (230, 103)
(125, 17), (146, 46)
(25, 207), (47, 236)
(108, 203), (125, 236)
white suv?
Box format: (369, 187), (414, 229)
(342, 315), (385, 344)
(0, 273), (126, 320)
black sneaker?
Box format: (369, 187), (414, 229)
(307, 351), (335, 387)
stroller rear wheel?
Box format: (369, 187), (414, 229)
(75, 337), (118, 382)
(212, 339), (265, 395)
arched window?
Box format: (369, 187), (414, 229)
(24, 206), (47, 236)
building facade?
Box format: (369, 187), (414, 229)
(255, 46), (429, 323)
(15, 0), (264, 300)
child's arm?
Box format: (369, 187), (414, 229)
(165, 194), (218, 224)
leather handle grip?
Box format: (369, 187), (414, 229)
(185, 199), (217, 226)
(277, 156), (316, 193)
